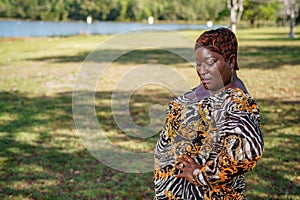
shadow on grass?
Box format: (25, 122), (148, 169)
(245, 99), (300, 200)
(28, 45), (300, 70)
(240, 29), (300, 39)
(28, 48), (195, 67)
(0, 91), (299, 199)
(0, 91), (158, 199)
(240, 37), (300, 41)
(239, 46), (300, 69)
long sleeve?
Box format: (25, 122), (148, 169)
(196, 90), (264, 187)
(154, 88), (263, 199)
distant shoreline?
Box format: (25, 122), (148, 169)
(0, 20), (223, 38)
(0, 17), (218, 25)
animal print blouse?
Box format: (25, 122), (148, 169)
(154, 87), (264, 200)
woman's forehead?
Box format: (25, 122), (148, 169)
(195, 47), (223, 58)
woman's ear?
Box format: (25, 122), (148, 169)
(229, 54), (236, 69)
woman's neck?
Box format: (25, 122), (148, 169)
(194, 73), (248, 101)
(209, 72), (238, 95)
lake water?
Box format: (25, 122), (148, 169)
(0, 20), (221, 37)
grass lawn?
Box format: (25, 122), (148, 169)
(0, 27), (299, 199)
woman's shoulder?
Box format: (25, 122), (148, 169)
(226, 88), (260, 115)
(171, 87), (198, 103)
(172, 85), (210, 103)
(165, 87), (201, 114)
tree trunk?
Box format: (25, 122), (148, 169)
(230, 3), (237, 33)
(289, 17), (295, 38)
(288, 0), (296, 38)
(227, 0), (244, 33)
(282, 0), (298, 38)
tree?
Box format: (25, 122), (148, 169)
(243, 0), (282, 27)
(281, 0), (299, 38)
(227, 0), (244, 33)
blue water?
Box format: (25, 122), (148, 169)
(0, 20), (221, 37)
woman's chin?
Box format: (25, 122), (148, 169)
(202, 83), (213, 91)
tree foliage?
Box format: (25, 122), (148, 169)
(243, 0), (283, 26)
(0, 0), (226, 21)
(0, 0), (298, 25)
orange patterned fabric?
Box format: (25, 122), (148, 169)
(154, 88), (264, 200)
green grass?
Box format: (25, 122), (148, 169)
(0, 27), (299, 199)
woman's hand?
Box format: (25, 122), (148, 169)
(175, 154), (202, 185)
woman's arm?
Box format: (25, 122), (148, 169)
(176, 91), (264, 186)
(195, 95), (264, 186)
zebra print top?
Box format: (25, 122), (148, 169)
(154, 87), (264, 200)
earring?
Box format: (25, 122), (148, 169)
(231, 68), (234, 83)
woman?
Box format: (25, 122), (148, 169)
(154, 28), (264, 200)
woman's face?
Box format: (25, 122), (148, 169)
(195, 47), (233, 92)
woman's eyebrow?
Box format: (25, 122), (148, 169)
(195, 57), (215, 61)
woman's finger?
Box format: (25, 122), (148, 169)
(180, 154), (195, 163)
(174, 162), (184, 170)
(175, 173), (185, 179)
(177, 155), (192, 164)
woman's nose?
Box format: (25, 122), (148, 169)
(197, 64), (208, 75)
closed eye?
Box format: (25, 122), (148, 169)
(207, 59), (217, 66)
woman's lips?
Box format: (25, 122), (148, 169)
(201, 79), (211, 84)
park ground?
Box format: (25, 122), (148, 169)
(0, 27), (299, 199)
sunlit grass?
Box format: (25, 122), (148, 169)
(0, 27), (299, 199)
